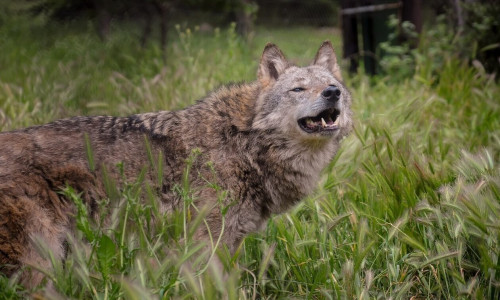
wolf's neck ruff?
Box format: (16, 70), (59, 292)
(0, 41), (352, 288)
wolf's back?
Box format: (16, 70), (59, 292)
(0, 41), (353, 289)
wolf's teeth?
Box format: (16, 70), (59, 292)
(333, 118), (339, 126)
(321, 118), (327, 128)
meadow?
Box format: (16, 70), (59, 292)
(1, 13), (500, 299)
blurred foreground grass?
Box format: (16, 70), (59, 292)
(1, 13), (500, 300)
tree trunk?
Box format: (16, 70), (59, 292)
(140, 3), (155, 48)
(158, 4), (169, 62)
(93, 1), (111, 42)
(236, 0), (257, 40)
(340, 0), (360, 73)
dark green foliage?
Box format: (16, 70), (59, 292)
(461, 1), (500, 74)
(381, 1), (500, 81)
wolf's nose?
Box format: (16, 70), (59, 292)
(321, 86), (341, 102)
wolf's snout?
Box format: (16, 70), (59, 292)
(321, 86), (341, 102)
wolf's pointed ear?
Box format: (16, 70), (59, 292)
(313, 41), (342, 80)
(258, 43), (289, 86)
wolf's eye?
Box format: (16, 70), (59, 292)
(291, 87), (305, 92)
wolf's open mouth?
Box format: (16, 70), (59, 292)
(298, 108), (340, 134)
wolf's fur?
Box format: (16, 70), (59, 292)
(0, 41), (352, 287)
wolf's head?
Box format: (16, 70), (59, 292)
(252, 41), (352, 145)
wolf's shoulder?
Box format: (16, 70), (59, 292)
(189, 81), (260, 130)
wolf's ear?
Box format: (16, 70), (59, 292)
(258, 43), (289, 86)
(313, 41), (342, 80)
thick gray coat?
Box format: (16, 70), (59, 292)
(0, 41), (352, 287)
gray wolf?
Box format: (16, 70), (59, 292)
(0, 41), (352, 287)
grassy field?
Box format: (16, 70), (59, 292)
(1, 12), (500, 300)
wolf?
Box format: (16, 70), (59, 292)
(0, 41), (352, 287)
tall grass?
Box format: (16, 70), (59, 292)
(0, 11), (499, 299)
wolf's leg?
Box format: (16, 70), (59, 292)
(0, 194), (29, 280)
(0, 187), (68, 289)
(20, 210), (68, 289)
